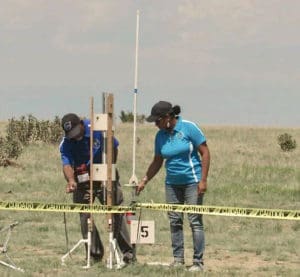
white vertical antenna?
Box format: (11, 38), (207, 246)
(129, 10), (140, 187)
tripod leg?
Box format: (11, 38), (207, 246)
(0, 222), (24, 272)
(84, 219), (91, 269)
(0, 260), (24, 272)
(61, 238), (88, 265)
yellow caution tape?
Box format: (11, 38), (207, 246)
(0, 201), (132, 214)
(138, 203), (300, 220)
(0, 201), (299, 220)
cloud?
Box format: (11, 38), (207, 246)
(0, 0), (45, 30)
(48, 1), (132, 54)
(176, 0), (300, 45)
(0, 0), (126, 30)
(51, 32), (114, 55)
(139, 0), (300, 84)
(1, 0), (132, 54)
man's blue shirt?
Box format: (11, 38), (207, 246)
(59, 119), (119, 167)
(155, 116), (206, 185)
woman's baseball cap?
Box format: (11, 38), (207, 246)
(61, 113), (82, 139)
(146, 101), (173, 122)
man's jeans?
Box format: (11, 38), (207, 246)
(165, 184), (205, 264)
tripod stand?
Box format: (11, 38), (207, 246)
(61, 218), (92, 268)
(0, 221), (24, 272)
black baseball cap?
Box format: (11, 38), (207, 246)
(61, 113), (82, 139)
(146, 101), (173, 122)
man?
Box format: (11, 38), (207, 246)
(59, 113), (134, 263)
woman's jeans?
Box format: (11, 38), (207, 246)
(165, 184), (204, 264)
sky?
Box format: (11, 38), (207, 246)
(1, 0), (299, 127)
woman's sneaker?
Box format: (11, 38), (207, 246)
(187, 262), (204, 272)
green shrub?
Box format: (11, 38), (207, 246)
(277, 133), (297, 152)
(0, 136), (23, 166)
(119, 110), (145, 123)
(1, 115), (63, 166)
(6, 114), (63, 144)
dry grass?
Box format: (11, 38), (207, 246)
(0, 122), (299, 276)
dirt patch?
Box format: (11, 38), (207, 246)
(135, 248), (299, 274)
(205, 248), (299, 274)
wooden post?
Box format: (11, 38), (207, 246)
(89, 97), (94, 215)
(87, 97), (94, 268)
(105, 93), (119, 269)
(106, 94), (114, 210)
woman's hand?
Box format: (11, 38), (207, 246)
(198, 180), (207, 195)
(136, 177), (148, 195)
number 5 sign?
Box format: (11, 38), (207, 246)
(130, 220), (155, 244)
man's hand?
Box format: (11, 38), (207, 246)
(66, 180), (77, 193)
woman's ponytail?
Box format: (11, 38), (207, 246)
(171, 105), (181, 116)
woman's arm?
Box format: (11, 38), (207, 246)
(197, 142), (210, 194)
(136, 155), (164, 195)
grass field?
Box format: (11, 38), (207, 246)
(0, 122), (299, 276)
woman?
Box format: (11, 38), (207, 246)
(136, 101), (210, 272)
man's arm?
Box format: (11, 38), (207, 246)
(63, 165), (77, 193)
